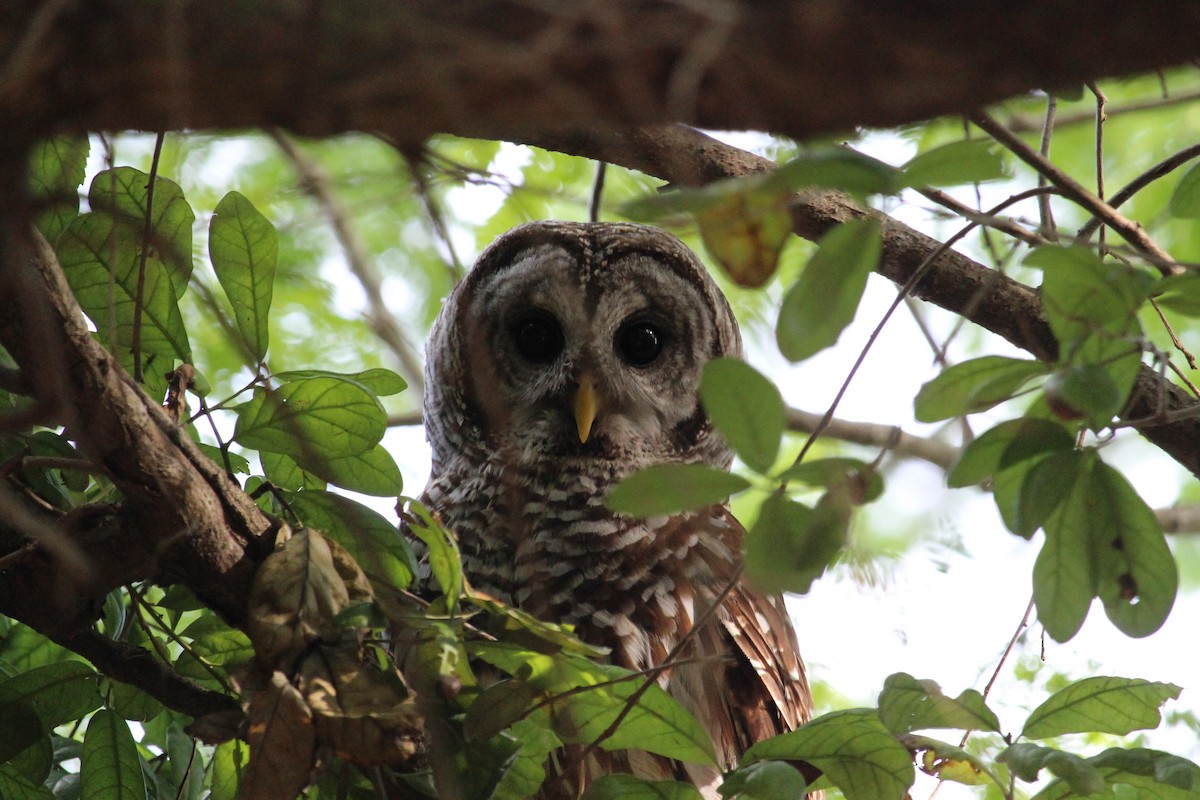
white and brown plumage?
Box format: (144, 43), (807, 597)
(415, 221), (811, 796)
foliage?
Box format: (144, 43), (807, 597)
(3, 67), (1200, 800)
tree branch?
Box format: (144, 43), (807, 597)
(523, 125), (1200, 478)
(5, 2), (1200, 148)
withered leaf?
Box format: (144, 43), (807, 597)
(247, 527), (374, 669)
(241, 671), (316, 800)
(299, 642), (423, 767)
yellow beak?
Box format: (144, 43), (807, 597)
(573, 375), (599, 443)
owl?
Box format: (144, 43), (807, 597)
(414, 221), (812, 797)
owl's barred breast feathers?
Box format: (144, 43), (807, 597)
(412, 221), (812, 796)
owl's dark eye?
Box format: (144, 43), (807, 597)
(513, 315), (564, 363)
(615, 320), (663, 366)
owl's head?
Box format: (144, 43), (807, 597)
(425, 221), (741, 473)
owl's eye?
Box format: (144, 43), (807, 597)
(513, 315), (564, 363)
(615, 320), (663, 366)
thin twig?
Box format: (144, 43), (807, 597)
(1036, 96), (1058, 240)
(271, 130), (427, 395)
(132, 132), (166, 384)
(969, 110), (1182, 275)
(1150, 298), (1198, 370)
(1088, 82), (1108, 253)
(1077, 142), (1200, 240)
(1004, 87), (1200, 134)
(589, 161), (607, 222)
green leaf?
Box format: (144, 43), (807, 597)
(1151, 272), (1200, 317)
(718, 760), (808, 800)
(914, 356), (1046, 422)
(57, 212), (193, 363)
(274, 367), (407, 396)
(901, 139), (1008, 187)
(489, 720), (562, 800)
(464, 680), (537, 742)
(606, 463), (750, 517)
(1000, 743), (1107, 796)
(28, 136), (89, 244)
(744, 491), (847, 595)
(1034, 451), (1177, 641)
(209, 191), (278, 362)
(87, 166), (195, 297)
(1032, 449), (1097, 642)
(1022, 677), (1181, 739)
(877, 673), (1001, 734)
(81, 710), (146, 800)
(304, 442), (405, 497)
(776, 217), (882, 362)
(0, 766), (54, 800)
(0, 662), (101, 763)
(583, 775), (703, 800)
(471, 644), (717, 766)
(210, 739), (250, 800)
(1012, 450), (1083, 538)
(1168, 160), (1200, 218)
(404, 500), (463, 611)
(1043, 364), (1120, 427)
(233, 376), (386, 461)
(779, 457), (883, 503)
(1026, 245), (1152, 348)
(767, 148), (900, 198)
(182, 614), (255, 669)
(744, 708), (914, 800)
(260, 451), (327, 491)
(946, 418), (1075, 487)
(700, 358), (784, 474)
(290, 490), (417, 591)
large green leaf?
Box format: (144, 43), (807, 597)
(209, 191), (279, 362)
(1033, 450), (1177, 641)
(87, 166), (195, 296)
(744, 491), (847, 595)
(1022, 677), (1181, 739)
(233, 376), (386, 461)
(1167, 160), (1200, 218)
(274, 367), (407, 396)
(776, 217), (882, 362)
(718, 760), (809, 800)
(900, 139), (1008, 188)
(488, 720), (562, 800)
(28, 136), (89, 244)
(471, 644), (717, 766)
(57, 212), (193, 363)
(0, 766), (54, 800)
(290, 490), (417, 591)
(298, 442), (404, 497)
(699, 358), (784, 474)
(1000, 743), (1106, 796)
(914, 356), (1046, 422)
(768, 148), (900, 198)
(946, 417), (1075, 488)
(606, 463), (750, 517)
(1031, 449), (1097, 642)
(744, 708), (914, 800)
(404, 500), (463, 611)
(583, 775), (703, 800)
(1032, 748), (1199, 799)
(80, 710), (145, 800)
(0, 662), (101, 763)
(877, 673), (1001, 734)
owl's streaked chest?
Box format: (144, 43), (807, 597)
(419, 453), (735, 665)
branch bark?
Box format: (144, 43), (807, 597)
(4, 2), (1200, 148)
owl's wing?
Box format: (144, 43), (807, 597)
(713, 508), (813, 742)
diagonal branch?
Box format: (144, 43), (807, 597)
(522, 125), (1200, 478)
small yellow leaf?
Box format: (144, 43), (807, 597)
(697, 191), (792, 287)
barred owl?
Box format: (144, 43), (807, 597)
(415, 221), (811, 797)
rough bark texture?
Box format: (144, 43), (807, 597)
(2, 0), (1200, 728)
(3, 1), (1200, 146)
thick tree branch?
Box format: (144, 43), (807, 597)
(0, 226), (276, 630)
(524, 125), (1200, 478)
(4, 2), (1200, 147)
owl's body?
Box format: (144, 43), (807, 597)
(415, 222), (811, 797)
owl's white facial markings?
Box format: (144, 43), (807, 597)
(461, 243), (726, 469)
